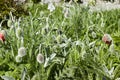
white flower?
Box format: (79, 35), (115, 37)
(16, 55), (22, 62)
(18, 47), (26, 57)
(48, 3), (55, 12)
(37, 53), (44, 64)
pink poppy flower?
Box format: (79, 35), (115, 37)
(0, 33), (5, 42)
(102, 34), (112, 45)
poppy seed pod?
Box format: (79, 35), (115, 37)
(102, 34), (112, 45)
(37, 53), (44, 64)
(18, 47), (26, 57)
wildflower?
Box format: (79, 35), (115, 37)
(0, 32), (5, 43)
(16, 55), (22, 62)
(18, 47), (26, 57)
(102, 34), (112, 45)
(7, 19), (12, 27)
(16, 27), (23, 39)
(37, 53), (44, 64)
(48, 3), (55, 12)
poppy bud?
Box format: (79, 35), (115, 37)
(102, 34), (112, 45)
(16, 27), (23, 39)
(7, 20), (12, 27)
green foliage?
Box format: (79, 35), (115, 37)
(0, 2), (120, 80)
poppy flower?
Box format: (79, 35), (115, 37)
(102, 34), (112, 45)
(0, 33), (5, 42)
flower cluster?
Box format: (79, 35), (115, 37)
(16, 47), (26, 62)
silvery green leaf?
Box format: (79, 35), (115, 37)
(21, 68), (27, 80)
(50, 53), (56, 60)
(75, 41), (81, 46)
(44, 58), (50, 68)
(109, 44), (114, 53)
(89, 41), (96, 48)
(59, 43), (67, 48)
(108, 67), (114, 76)
(103, 65), (109, 74)
(1, 76), (15, 80)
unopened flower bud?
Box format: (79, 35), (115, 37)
(18, 47), (26, 57)
(16, 27), (23, 39)
(7, 20), (12, 27)
(37, 53), (44, 64)
(14, 22), (18, 27)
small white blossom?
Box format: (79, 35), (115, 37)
(18, 47), (26, 57)
(48, 3), (55, 12)
(16, 55), (22, 62)
(37, 53), (44, 64)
